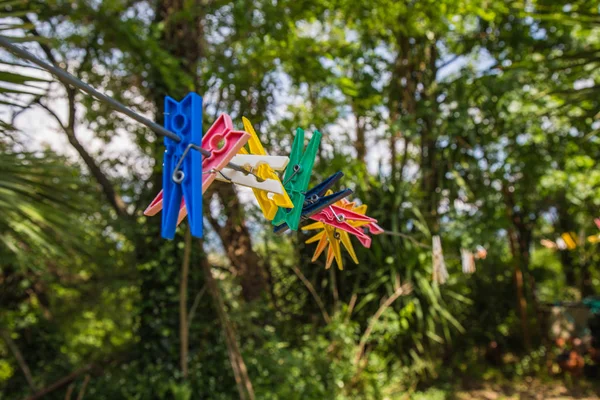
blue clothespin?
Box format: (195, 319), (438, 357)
(273, 172), (352, 235)
(161, 93), (204, 239)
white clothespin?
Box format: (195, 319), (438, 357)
(432, 235), (449, 284)
(555, 237), (567, 250)
(461, 248), (476, 274)
(215, 154), (289, 194)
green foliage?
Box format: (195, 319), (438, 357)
(0, 0), (599, 398)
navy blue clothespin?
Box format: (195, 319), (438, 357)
(160, 93), (204, 239)
(273, 172), (352, 235)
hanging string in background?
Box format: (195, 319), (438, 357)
(378, 229), (431, 248)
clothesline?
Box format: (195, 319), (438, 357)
(0, 36), (493, 279)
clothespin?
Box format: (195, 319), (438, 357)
(273, 172), (353, 234)
(302, 192), (383, 270)
(595, 218), (600, 230)
(309, 202), (376, 247)
(153, 93), (204, 239)
(214, 153), (289, 195)
(144, 110), (250, 238)
(461, 248), (476, 274)
(319, 225), (343, 270)
(474, 245), (487, 260)
(272, 128), (322, 231)
(336, 198), (384, 236)
(540, 239), (557, 249)
(213, 117), (293, 220)
(561, 232), (577, 250)
(303, 198), (361, 270)
(432, 235), (448, 284)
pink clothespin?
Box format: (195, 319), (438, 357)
(309, 205), (377, 248)
(367, 222), (384, 235)
(338, 198), (384, 235)
(145, 194), (187, 225)
(144, 114), (249, 223)
(595, 218), (600, 230)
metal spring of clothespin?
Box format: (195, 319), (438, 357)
(283, 164), (301, 186)
(172, 142), (265, 184)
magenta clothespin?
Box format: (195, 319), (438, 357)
(144, 114), (250, 227)
(365, 222), (384, 235)
(199, 114), (249, 192)
(337, 197), (384, 236)
(309, 205), (377, 248)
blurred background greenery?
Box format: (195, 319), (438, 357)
(1, 0), (599, 399)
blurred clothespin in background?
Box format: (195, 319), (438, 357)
(561, 232), (577, 250)
(540, 239), (558, 249)
(461, 248), (476, 274)
(432, 235), (449, 284)
(474, 245), (487, 260)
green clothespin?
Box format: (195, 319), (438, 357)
(272, 127), (322, 230)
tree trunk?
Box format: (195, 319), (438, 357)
(508, 228), (531, 350)
(389, 34), (441, 232)
(210, 183), (268, 302)
(557, 199), (577, 286)
(581, 260), (593, 297)
(355, 114), (366, 163)
(502, 185), (533, 349)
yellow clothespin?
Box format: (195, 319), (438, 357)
(561, 232), (577, 250)
(302, 192), (368, 270)
(324, 225), (343, 270)
(240, 117), (293, 220)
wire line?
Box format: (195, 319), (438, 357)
(0, 36), (265, 181)
(0, 35), (180, 142)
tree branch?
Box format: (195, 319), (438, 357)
(25, 16), (129, 218)
(75, 374), (90, 400)
(24, 364), (94, 400)
(34, 99), (67, 131)
(187, 285), (207, 331)
(1, 330), (36, 392)
(290, 265), (331, 324)
(354, 282), (413, 365)
(65, 124), (129, 217)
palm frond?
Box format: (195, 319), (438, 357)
(0, 147), (97, 265)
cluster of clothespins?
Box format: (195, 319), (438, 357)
(143, 93), (383, 270)
(432, 235), (487, 284)
(540, 218), (600, 251)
